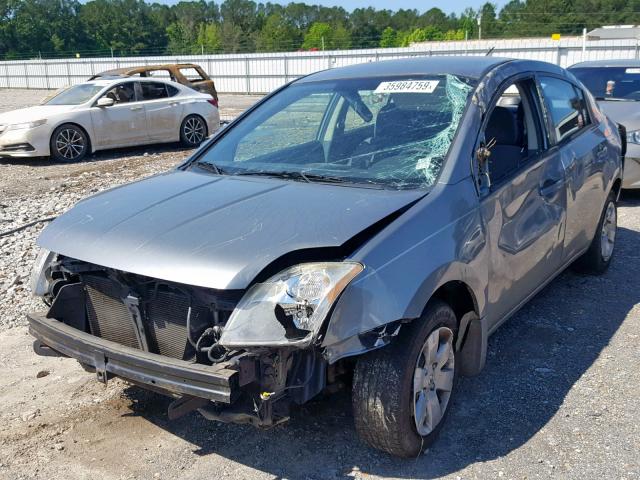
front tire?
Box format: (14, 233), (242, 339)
(572, 193), (617, 274)
(352, 300), (458, 457)
(50, 124), (89, 162)
(180, 115), (207, 147)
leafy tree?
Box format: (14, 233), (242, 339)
(379, 26), (398, 48)
(301, 22), (332, 50)
(196, 23), (222, 53)
(256, 13), (300, 52)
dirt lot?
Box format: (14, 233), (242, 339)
(0, 89), (639, 480)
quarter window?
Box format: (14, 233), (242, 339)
(539, 77), (590, 143)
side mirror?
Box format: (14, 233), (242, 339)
(97, 97), (115, 107)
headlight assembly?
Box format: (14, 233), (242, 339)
(627, 129), (640, 145)
(6, 119), (47, 131)
(219, 262), (363, 348)
(29, 247), (56, 297)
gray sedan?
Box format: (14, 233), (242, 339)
(28, 56), (623, 458)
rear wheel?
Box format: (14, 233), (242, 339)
(180, 115), (207, 147)
(572, 193), (617, 274)
(352, 300), (458, 457)
(50, 124), (88, 162)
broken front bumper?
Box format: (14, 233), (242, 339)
(27, 312), (239, 403)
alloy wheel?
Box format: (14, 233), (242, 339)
(413, 326), (455, 436)
(56, 128), (85, 160)
(184, 117), (205, 144)
(600, 201), (617, 262)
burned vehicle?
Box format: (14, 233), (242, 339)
(89, 63), (218, 106)
(28, 57), (623, 457)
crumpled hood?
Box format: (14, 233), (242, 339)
(0, 105), (76, 125)
(38, 170), (423, 289)
(597, 101), (640, 131)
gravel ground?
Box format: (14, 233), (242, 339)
(0, 89), (639, 480)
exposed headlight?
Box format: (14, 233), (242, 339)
(627, 130), (640, 145)
(6, 119), (47, 131)
(219, 262), (363, 348)
(29, 248), (56, 297)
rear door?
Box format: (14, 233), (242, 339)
(90, 81), (148, 148)
(478, 76), (568, 327)
(538, 76), (609, 261)
(138, 81), (183, 141)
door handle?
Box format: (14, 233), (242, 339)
(130, 106), (143, 111)
(539, 178), (563, 198)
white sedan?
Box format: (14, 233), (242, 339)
(0, 77), (220, 162)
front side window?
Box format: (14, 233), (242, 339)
(102, 82), (136, 104)
(45, 84), (104, 105)
(483, 78), (544, 184)
(539, 76), (588, 143)
(571, 66), (640, 101)
(193, 74), (474, 189)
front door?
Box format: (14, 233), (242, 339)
(478, 77), (568, 327)
(90, 81), (147, 148)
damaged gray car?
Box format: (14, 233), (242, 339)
(28, 57), (624, 458)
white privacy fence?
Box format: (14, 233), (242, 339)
(1, 36), (639, 94)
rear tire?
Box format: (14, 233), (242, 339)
(352, 300), (458, 457)
(572, 193), (617, 275)
(50, 124), (89, 163)
(180, 115), (207, 147)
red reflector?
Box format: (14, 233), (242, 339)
(208, 98), (218, 108)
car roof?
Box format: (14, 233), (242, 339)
(296, 56), (513, 83)
(82, 77), (185, 89)
(96, 63), (201, 76)
(569, 59), (640, 69)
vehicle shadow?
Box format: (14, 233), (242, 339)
(0, 143), (193, 167)
(120, 223), (640, 479)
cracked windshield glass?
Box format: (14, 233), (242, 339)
(194, 74), (473, 189)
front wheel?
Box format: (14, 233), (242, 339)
(50, 124), (89, 162)
(572, 193), (617, 274)
(180, 115), (207, 147)
(352, 300), (458, 457)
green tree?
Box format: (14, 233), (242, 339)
(256, 13), (300, 52)
(196, 23), (222, 53)
(301, 22), (332, 50)
(379, 26), (398, 48)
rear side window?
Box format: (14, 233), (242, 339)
(539, 76), (590, 143)
(180, 68), (206, 81)
(140, 82), (169, 100)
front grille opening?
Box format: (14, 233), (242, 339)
(78, 272), (237, 362)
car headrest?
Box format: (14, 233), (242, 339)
(486, 106), (519, 146)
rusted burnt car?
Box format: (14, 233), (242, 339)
(90, 63), (218, 106)
(28, 57), (623, 457)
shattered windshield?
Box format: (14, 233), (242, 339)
(45, 84), (104, 105)
(193, 74), (474, 189)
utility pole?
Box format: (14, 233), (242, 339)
(477, 13), (482, 40)
(321, 36), (325, 51)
